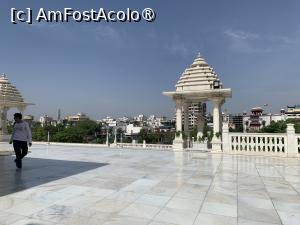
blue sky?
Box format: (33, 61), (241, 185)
(1, 0), (300, 120)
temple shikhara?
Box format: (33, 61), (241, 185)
(163, 53), (232, 151)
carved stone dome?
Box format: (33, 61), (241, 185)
(175, 53), (222, 92)
(0, 74), (24, 103)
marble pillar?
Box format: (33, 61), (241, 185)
(0, 107), (13, 155)
(0, 107), (9, 139)
(212, 99), (221, 136)
(222, 122), (230, 153)
(106, 129), (109, 146)
(111, 127), (117, 147)
(114, 128), (117, 144)
(211, 98), (222, 152)
(175, 99), (183, 137)
(173, 98), (184, 150)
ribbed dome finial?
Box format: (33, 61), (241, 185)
(175, 55), (223, 91)
(197, 52), (201, 58)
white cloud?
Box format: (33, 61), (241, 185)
(95, 25), (121, 42)
(224, 29), (259, 40)
(167, 36), (190, 57)
(169, 42), (188, 56)
(145, 28), (157, 40)
(224, 28), (298, 53)
(29, 21), (61, 29)
(224, 29), (270, 53)
(268, 35), (298, 45)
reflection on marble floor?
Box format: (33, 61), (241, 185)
(0, 155), (107, 197)
(0, 144), (300, 225)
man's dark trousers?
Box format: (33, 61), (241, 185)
(13, 140), (28, 168)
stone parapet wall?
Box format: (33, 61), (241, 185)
(33, 141), (172, 151)
(222, 123), (300, 157)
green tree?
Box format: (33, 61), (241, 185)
(229, 126), (243, 132)
(52, 128), (83, 143)
(260, 120), (287, 133)
(32, 125), (48, 141)
(137, 128), (150, 143)
(31, 120), (104, 143)
(260, 119), (300, 133)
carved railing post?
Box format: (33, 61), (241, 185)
(287, 124), (297, 157)
(222, 122), (230, 153)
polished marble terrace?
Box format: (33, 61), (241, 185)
(0, 144), (300, 225)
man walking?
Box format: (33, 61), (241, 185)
(9, 113), (32, 168)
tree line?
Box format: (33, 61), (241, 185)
(259, 119), (300, 133)
(9, 120), (176, 144)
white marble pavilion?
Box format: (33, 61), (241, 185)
(163, 54), (232, 151)
(0, 74), (33, 154)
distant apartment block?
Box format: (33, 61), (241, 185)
(65, 113), (89, 122)
(39, 115), (55, 127)
(285, 105), (300, 118)
(125, 124), (143, 136)
(223, 113), (243, 131)
(182, 102), (206, 130)
(99, 117), (117, 127)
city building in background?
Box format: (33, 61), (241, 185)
(39, 115), (54, 127)
(246, 107), (264, 131)
(23, 115), (34, 126)
(97, 114), (175, 136)
(134, 114), (145, 122)
(14, 104), (300, 135)
(285, 105), (300, 119)
(125, 124), (143, 137)
(184, 102), (207, 130)
(223, 113), (243, 131)
(57, 109), (61, 121)
(99, 117), (117, 127)
(65, 113), (89, 122)
(242, 106), (292, 132)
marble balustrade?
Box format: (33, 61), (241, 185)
(223, 123), (300, 157)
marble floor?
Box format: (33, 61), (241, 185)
(0, 144), (300, 225)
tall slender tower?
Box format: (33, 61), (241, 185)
(58, 109), (61, 121)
